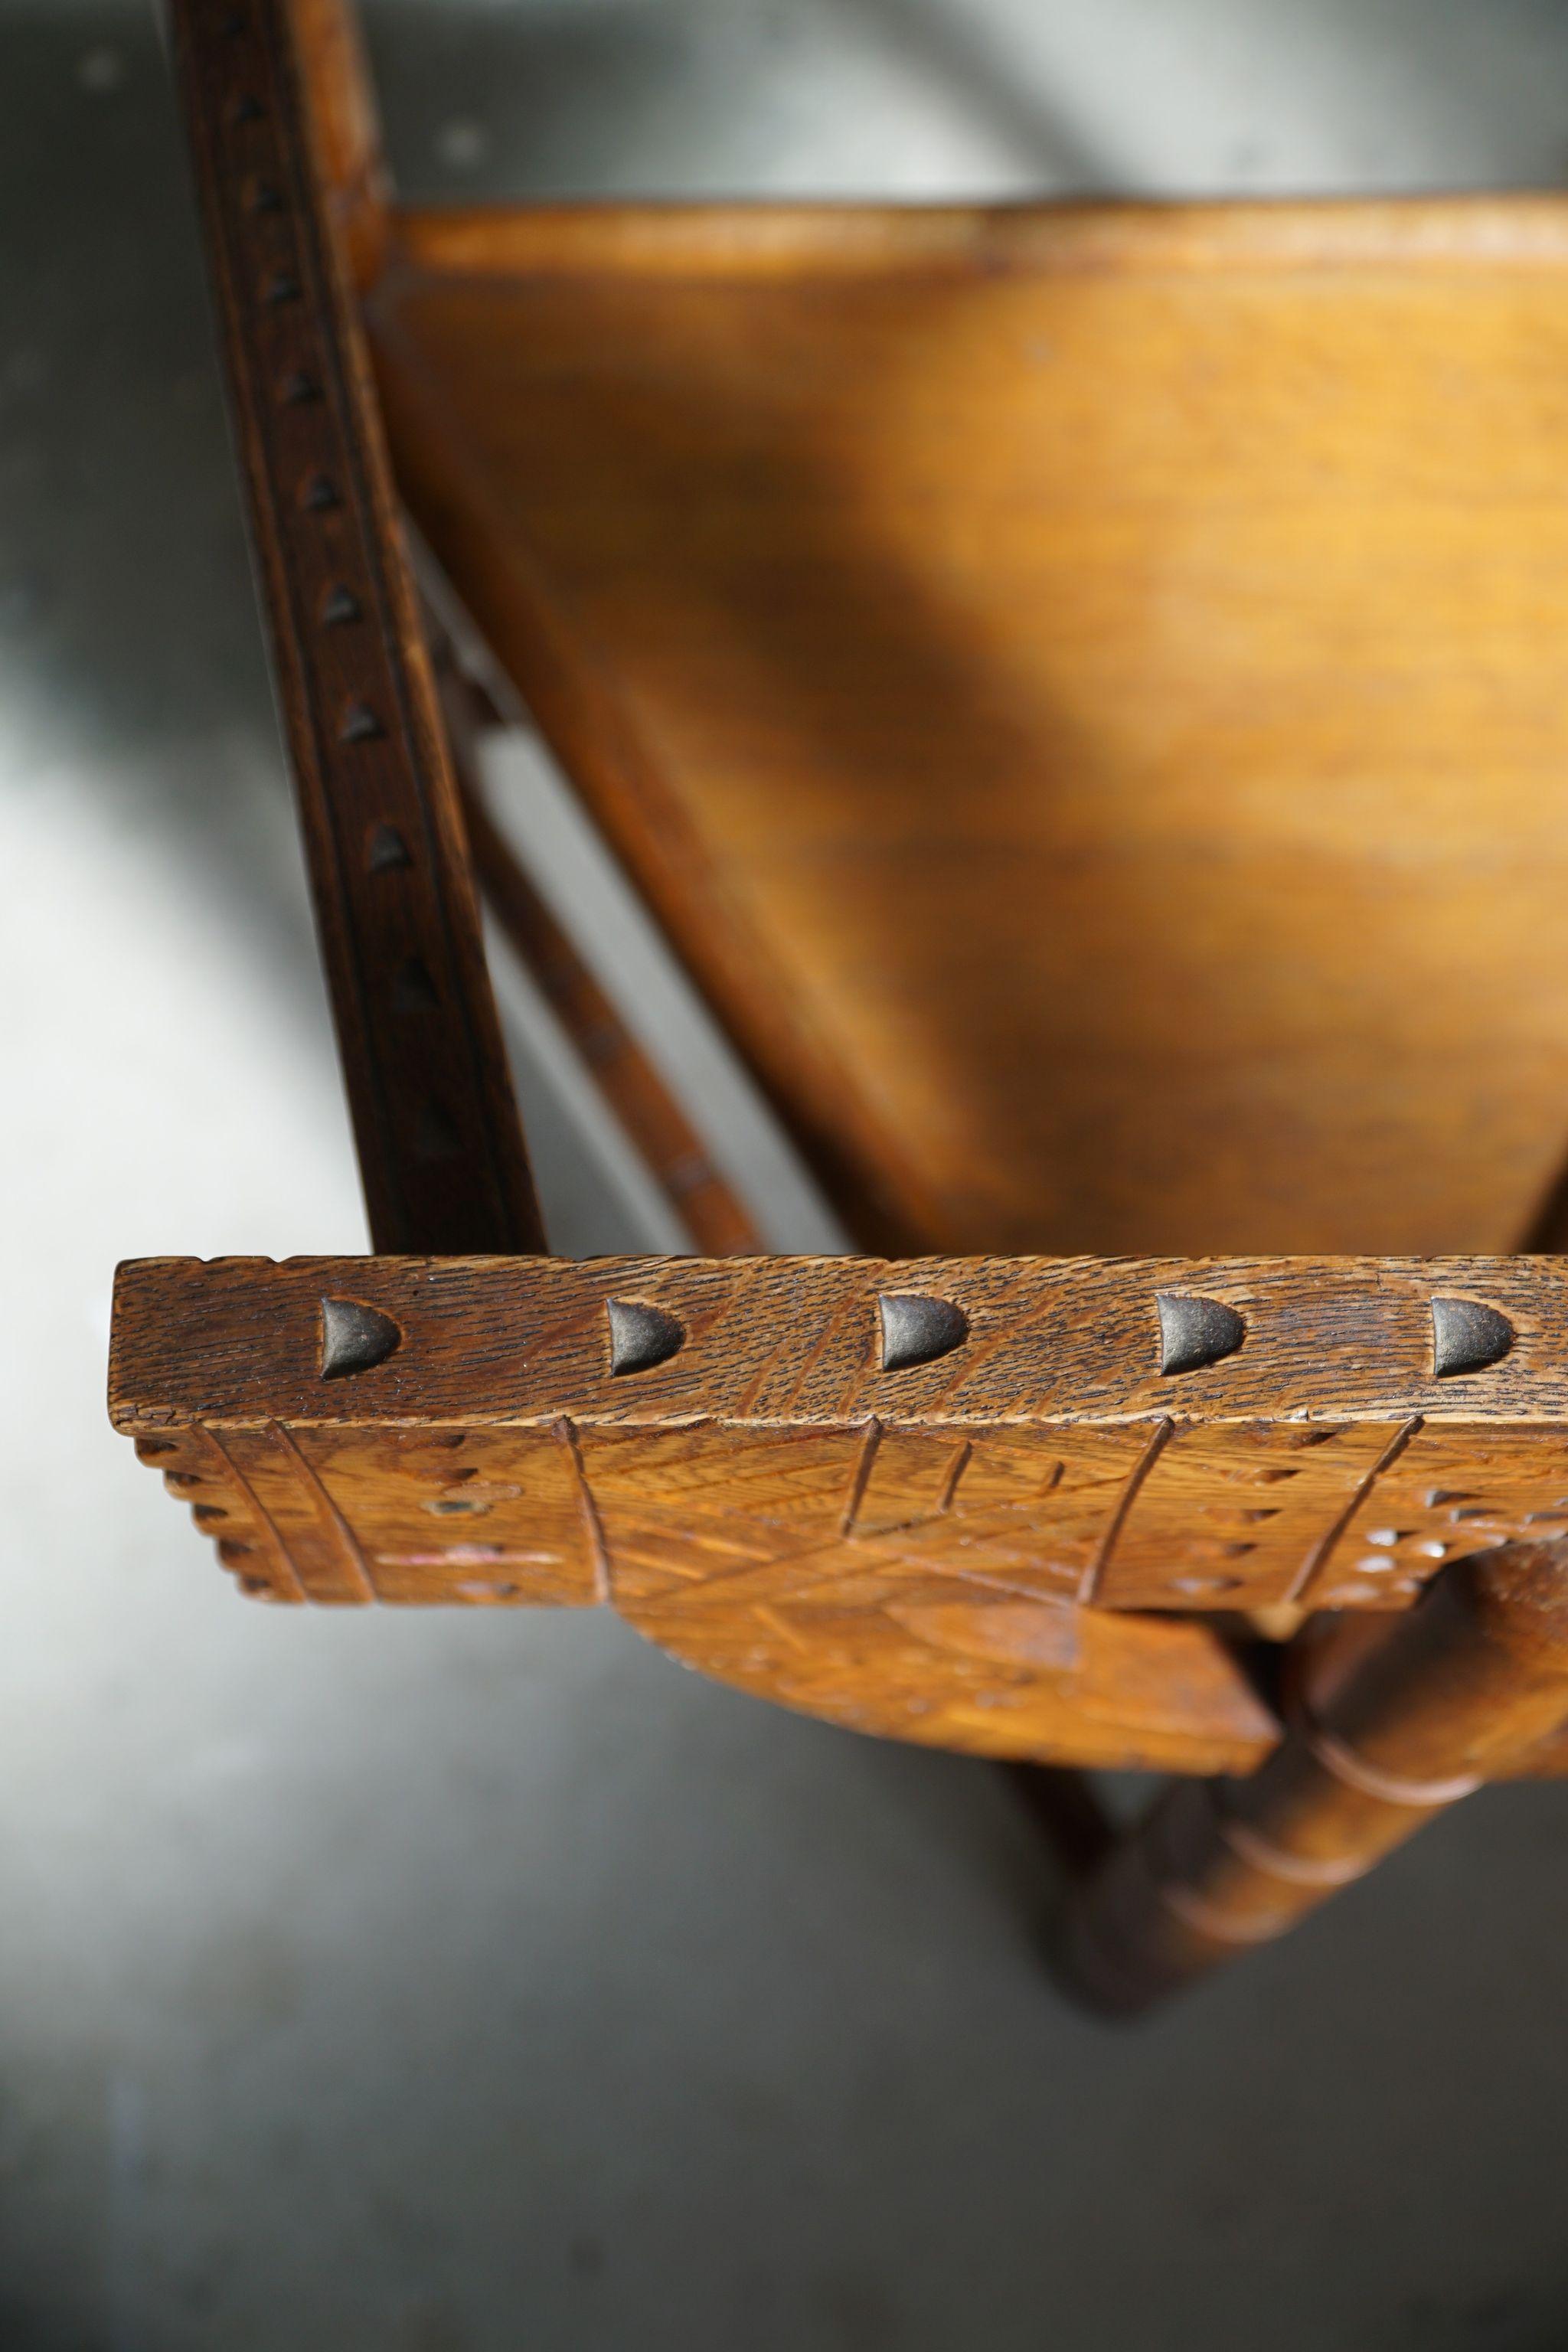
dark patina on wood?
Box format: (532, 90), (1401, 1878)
(169, 0), (542, 1253)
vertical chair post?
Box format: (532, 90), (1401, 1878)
(171, 0), (545, 1253)
(1065, 1538), (1568, 2014)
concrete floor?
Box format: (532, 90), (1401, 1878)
(7, 2), (1568, 2345)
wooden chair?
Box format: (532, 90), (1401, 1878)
(113, 0), (1568, 2013)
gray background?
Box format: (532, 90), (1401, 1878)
(5, 2), (1568, 2346)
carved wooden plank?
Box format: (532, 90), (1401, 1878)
(113, 1256), (1568, 1620)
(170, 0), (544, 1253)
(120, 1250), (1568, 1772)
(127, 1408), (1279, 1774)
(1292, 1423), (1568, 1610)
(1090, 1419), (1404, 1613)
(132, 1420), (593, 1608)
(109, 1253), (1568, 1429)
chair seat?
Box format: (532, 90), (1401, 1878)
(368, 197), (1568, 1255)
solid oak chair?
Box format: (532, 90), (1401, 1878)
(113, 0), (1568, 2012)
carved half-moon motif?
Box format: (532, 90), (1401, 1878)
(319, 1296), (402, 1380)
(1431, 1296), (1514, 1379)
(1157, 1292), (1246, 1377)
(877, 1292), (969, 1373)
(606, 1298), (686, 1377)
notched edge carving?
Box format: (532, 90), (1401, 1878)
(366, 822), (410, 874)
(606, 1298), (686, 1378)
(1157, 1292), (1246, 1377)
(319, 1296), (402, 1379)
(1432, 1296), (1514, 1380)
(339, 699), (385, 743)
(878, 1292), (969, 1374)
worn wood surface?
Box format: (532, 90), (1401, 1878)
(1067, 1537), (1568, 2009)
(364, 197), (1568, 1259)
(111, 1253), (1568, 1435)
(109, 1253), (1568, 1766)
(170, 0), (544, 1253)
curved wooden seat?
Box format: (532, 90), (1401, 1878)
(369, 198), (1568, 1257)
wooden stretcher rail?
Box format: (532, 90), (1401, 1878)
(421, 617), (764, 1256)
(171, 0), (543, 1253)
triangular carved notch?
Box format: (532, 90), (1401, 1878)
(366, 823), (410, 874)
(606, 1298), (685, 1378)
(320, 1297), (402, 1380)
(1432, 1296), (1513, 1380)
(1157, 1292), (1246, 1377)
(878, 1292), (969, 1374)
(339, 699), (384, 744)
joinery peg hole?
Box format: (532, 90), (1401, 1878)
(320, 1297), (402, 1379)
(877, 1292), (969, 1374)
(606, 1298), (686, 1377)
(1431, 1296), (1514, 1379)
(1155, 1293), (1245, 1376)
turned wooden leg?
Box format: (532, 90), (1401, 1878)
(1064, 1540), (1568, 2015)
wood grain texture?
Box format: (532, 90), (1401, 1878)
(108, 1253), (1568, 1433)
(170, 0), (544, 1253)
(110, 1253), (1568, 1698)
(126, 1404), (1276, 1772)
(625, 1575), (1279, 1775)
(363, 197), (1568, 1259)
